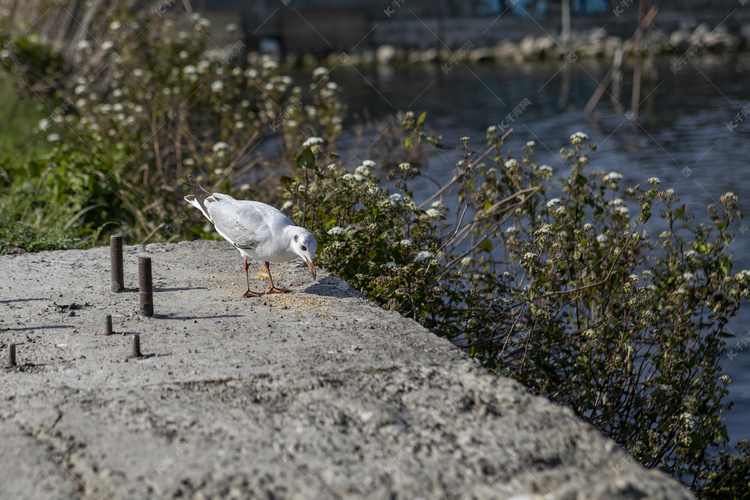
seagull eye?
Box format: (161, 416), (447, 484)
(301, 245), (307, 251)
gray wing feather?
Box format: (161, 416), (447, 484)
(205, 195), (280, 250)
(209, 207), (262, 250)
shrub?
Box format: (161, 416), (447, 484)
(283, 123), (750, 496)
(1, 1), (344, 244)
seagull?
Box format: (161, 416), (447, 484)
(185, 174), (317, 297)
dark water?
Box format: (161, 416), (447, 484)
(324, 54), (750, 443)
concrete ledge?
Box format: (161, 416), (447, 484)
(0, 241), (692, 499)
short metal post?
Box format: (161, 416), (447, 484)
(105, 314), (113, 335)
(110, 234), (124, 292)
(132, 334), (141, 357)
(138, 257), (153, 317)
(8, 343), (16, 367)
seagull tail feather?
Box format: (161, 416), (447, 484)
(186, 175), (214, 222)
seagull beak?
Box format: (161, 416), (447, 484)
(305, 257), (316, 279)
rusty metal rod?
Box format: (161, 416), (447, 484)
(110, 234), (124, 292)
(138, 257), (153, 317)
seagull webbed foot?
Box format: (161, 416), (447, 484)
(243, 290), (262, 298)
(267, 286), (292, 294)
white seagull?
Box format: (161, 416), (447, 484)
(185, 174), (317, 297)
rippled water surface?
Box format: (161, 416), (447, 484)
(321, 54), (750, 442)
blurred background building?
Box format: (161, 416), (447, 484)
(188, 0), (750, 54)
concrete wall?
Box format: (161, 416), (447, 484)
(0, 240), (696, 499)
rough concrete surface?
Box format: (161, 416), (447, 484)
(0, 240), (693, 499)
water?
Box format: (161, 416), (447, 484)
(323, 53), (750, 443)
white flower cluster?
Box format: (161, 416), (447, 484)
(327, 226), (347, 235)
(720, 192), (738, 204)
(536, 224), (553, 235)
(262, 59), (278, 71)
(607, 198), (629, 216)
(603, 172), (623, 182)
(570, 131), (589, 145)
(312, 67), (329, 78)
(302, 137), (323, 148)
(355, 161), (373, 177)
(734, 269), (750, 285)
(211, 141), (229, 154)
(414, 251), (434, 263)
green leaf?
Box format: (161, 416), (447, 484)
(720, 256), (732, 276)
(417, 111), (426, 125)
(674, 204), (686, 221)
(695, 242), (714, 255)
(294, 147), (316, 171)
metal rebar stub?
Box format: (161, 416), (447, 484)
(138, 257), (153, 317)
(105, 314), (113, 335)
(132, 334), (142, 357)
(8, 343), (16, 367)
(110, 234), (124, 292)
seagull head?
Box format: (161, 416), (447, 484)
(291, 228), (317, 279)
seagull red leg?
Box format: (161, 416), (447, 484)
(265, 261), (292, 294)
(242, 258), (261, 298)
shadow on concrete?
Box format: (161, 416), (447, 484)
(151, 314), (244, 321)
(304, 276), (365, 299)
(0, 298), (49, 304)
(1, 325), (75, 332)
(155, 287), (205, 292)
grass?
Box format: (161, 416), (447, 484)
(0, 76), (50, 165)
(0, 75), (78, 254)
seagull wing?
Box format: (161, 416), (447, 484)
(205, 194), (270, 250)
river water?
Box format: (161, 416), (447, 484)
(322, 53), (750, 443)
